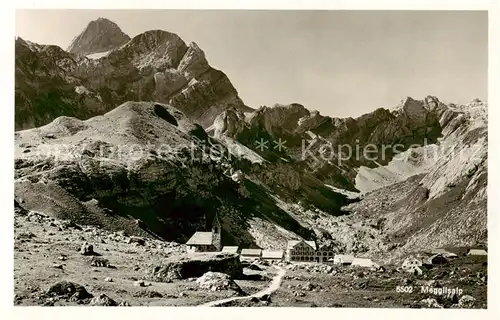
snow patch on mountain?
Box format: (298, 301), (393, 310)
(86, 50), (112, 60)
(324, 184), (360, 199)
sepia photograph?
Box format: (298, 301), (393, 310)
(10, 4), (494, 313)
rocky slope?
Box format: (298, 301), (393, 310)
(207, 96), (487, 257)
(15, 19), (251, 130)
(355, 98), (487, 194)
(14, 202), (487, 308)
(340, 98), (487, 258)
(15, 101), (348, 248)
(212, 96), (446, 192)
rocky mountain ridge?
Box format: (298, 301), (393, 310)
(208, 95), (488, 255)
(15, 19), (252, 131)
(67, 17), (131, 55)
(14, 17), (487, 257)
(15, 101), (349, 249)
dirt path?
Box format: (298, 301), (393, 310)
(199, 265), (286, 307)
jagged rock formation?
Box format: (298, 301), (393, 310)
(67, 18), (131, 55)
(14, 101), (337, 247)
(15, 24), (251, 130)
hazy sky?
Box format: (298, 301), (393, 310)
(16, 10), (487, 118)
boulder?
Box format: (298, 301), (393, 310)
(293, 291), (306, 297)
(89, 256), (110, 267)
(149, 253), (242, 282)
(458, 295), (476, 308)
(231, 170), (244, 183)
(196, 272), (243, 294)
(127, 236), (146, 246)
(302, 282), (316, 291)
(89, 293), (117, 306)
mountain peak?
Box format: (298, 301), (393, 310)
(67, 17), (130, 55)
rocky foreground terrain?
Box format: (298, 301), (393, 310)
(14, 204), (486, 308)
(14, 17), (488, 307)
(14, 206), (275, 306)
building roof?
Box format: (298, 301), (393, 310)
(334, 254), (354, 263)
(241, 248), (262, 256)
(261, 250), (284, 259)
(352, 257), (377, 267)
(221, 246), (239, 253)
(185, 232), (213, 246)
(468, 249), (487, 255)
(287, 240), (317, 251)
